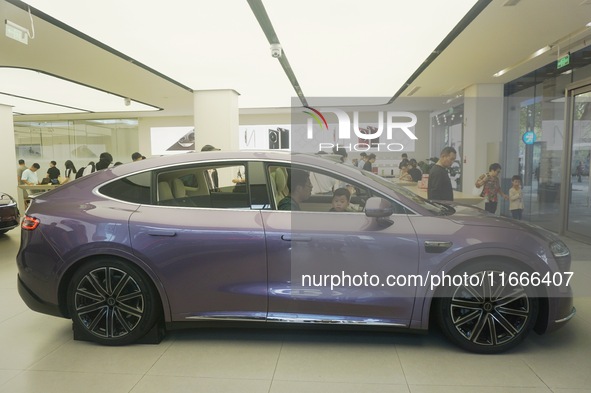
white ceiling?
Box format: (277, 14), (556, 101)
(1, 0), (591, 120)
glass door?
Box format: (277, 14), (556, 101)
(564, 84), (591, 241)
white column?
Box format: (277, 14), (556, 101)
(0, 105), (18, 208)
(462, 84), (504, 194)
(193, 90), (240, 151)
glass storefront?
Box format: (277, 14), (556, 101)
(14, 119), (139, 173)
(504, 45), (591, 241)
(565, 87), (591, 240)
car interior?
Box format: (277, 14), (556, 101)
(156, 164), (250, 209)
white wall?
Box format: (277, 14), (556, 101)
(1, 105), (18, 208)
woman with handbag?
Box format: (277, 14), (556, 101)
(475, 163), (508, 214)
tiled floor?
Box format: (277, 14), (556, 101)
(0, 229), (589, 393)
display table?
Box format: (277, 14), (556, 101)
(400, 183), (483, 205)
(18, 184), (60, 193)
(18, 184), (60, 207)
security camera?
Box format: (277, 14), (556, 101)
(270, 43), (282, 58)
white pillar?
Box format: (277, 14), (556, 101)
(0, 104), (18, 208)
(193, 90), (240, 151)
(463, 84), (504, 194)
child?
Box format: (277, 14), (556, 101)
(330, 187), (351, 212)
(509, 175), (524, 220)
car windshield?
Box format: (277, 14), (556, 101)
(359, 168), (452, 215)
(309, 154), (453, 215)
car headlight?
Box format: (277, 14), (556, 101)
(550, 240), (570, 258)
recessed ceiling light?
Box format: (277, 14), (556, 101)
(493, 45), (552, 77)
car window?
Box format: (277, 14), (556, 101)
(99, 172), (152, 204)
(156, 163), (250, 209)
(268, 164), (407, 214)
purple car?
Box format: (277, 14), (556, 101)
(0, 192), (20, 235)
(16, 151), (575, 353)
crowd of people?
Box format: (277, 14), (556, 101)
(427, 146), (524, 219)
(16, 151), (145, 186)
(18, 146), (527, 220)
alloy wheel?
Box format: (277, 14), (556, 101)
(449, 270), (531, 346)
(73, 266), (145, 339)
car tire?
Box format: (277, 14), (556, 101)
(67, 258), (160, 345)
(435, 259), (539, 354)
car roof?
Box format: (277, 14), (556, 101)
(108, 150), (346, 177)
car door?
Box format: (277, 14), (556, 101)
(263, 164), (420, 327)
(128, 162), (268, 322)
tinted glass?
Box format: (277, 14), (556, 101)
(99, 171), (151, 204)
(156, 163), (250, 209)
(268, 164), (408, 214)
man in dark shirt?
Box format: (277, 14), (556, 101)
(427, 147), (457, 201)
(46, 161), (60, 180)
(278, 169), (312, 210)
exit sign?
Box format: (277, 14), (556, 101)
(557, 53), (570, 69)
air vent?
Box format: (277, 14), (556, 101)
(503, 0), (521, 6)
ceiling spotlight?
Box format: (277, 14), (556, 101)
(124, 97), (131, 106)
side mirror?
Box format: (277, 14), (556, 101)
(364, 197), (394, 218)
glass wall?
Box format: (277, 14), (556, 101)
(14, 119), (139, 175)
(566, 87), (591, 239)
(504, 45), (591, 237)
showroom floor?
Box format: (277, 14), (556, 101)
(0, 229), (589, 393)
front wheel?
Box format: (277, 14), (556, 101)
(67, 258), (160, 345)
(436, 260), (539, 354)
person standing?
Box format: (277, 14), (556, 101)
(363, 153), (376, 172)
(427, 147), (456, 201)
(95, 152), (113, 170)
(576, 161), (584, 183)
(408, 158), (423, 182)
(21, 163), (41, 185)
(61, 160), (77, 184)
(46, 161), (61, 181)
(398, 153), (408, 170)
(398, 159), (414, 182)
(509, 175), (524, 220)
(357, 152), (368, 168)
(475, 163), (509, 214)
(16, 159), (27, 185)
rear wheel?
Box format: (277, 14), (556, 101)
(436, 260), (539, 353)
(67, 258), (160, 345)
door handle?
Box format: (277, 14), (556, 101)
(281, 234), (312, 242)
(147, 230), (177, 237)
